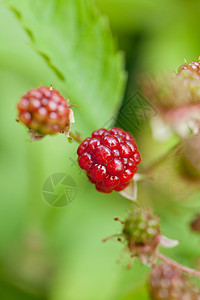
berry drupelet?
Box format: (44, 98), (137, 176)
(178, 59), (200, 75)
(123, 208), (160, 246)
(77, 127), (141, 193)
(17, 86), (71, 136)
(103, 208), (161, 266)
(122, 208), (160, 264)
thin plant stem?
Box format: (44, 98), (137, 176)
(142, 143), (181, 175)
(69, 131), (83, 143)
(157, 252), (200, 279)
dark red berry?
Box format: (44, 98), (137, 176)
(77, 127), (141, 193)
(17, 86), (71, 136)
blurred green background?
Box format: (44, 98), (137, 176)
(0, 0), (200, 299)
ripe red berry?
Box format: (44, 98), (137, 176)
(17, 86), (72, 137)
(77, 127), (141, 193)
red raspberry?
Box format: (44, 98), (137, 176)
(178, 59), (200, 75)
(17, 86), (71, 136)
(77, 127), (141, 193)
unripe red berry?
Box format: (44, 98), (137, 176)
(149, 263), (200, 300)
(77, 127), (141, 193)
(17, 86), (73, 138)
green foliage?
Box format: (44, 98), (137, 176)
(0, 277), (45, 300)
(0, 0), (200, 300)
(6, 0), (126, 130)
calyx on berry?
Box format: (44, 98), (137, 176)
(77, 127), (141, 193)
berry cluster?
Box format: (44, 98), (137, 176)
(17, 86), (70, 135)
(178, 60), (200, 75)
(77, 128), (141, 193)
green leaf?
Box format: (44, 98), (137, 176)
(0, 277), (45, 300)
(5, 0), (126, 129)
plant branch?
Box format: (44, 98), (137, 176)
(142, 143), (181, 174)
(157, 252), (200, 278)
(69, 131), (83, 143)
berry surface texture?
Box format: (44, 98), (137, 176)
(17, 86), (70, 136)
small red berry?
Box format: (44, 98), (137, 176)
(77, 127), (141, 193)
(17, 86), (72, 137)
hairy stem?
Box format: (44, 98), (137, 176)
(69, 131), (83, 143)
(102, 234), (122, 243)
(157, 252), (200, 278)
